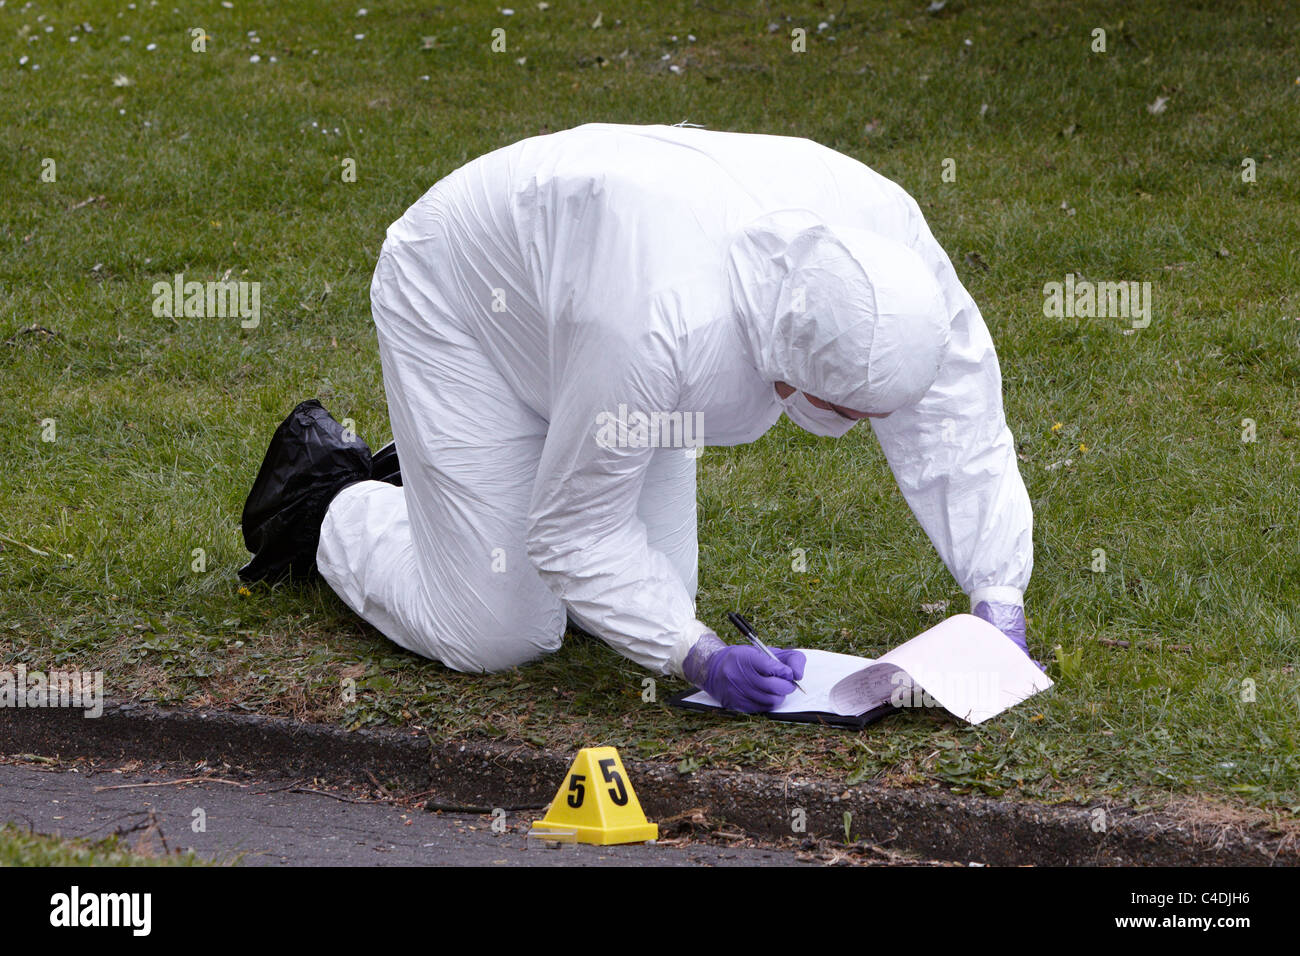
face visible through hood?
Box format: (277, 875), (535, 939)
(725, 209), (951, 416)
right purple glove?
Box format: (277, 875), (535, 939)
(683, 632), (805, 713)
(973, 600), (1046, 672)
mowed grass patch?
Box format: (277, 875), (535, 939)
(0, 821), (217, 866)
(2, 1), (1298, 813)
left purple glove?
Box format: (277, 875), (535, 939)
(683, 632), (806, 713)
(973, 601), (1046, 671)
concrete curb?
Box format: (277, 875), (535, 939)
(2, 702), (1291, 865)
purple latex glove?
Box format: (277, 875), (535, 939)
(973, 601), (1046, 671)
(683, 632), (806, 713)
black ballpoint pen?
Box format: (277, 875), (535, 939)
(726, 612), (807, 695)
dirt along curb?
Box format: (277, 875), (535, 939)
(2, 701), (1292, 866)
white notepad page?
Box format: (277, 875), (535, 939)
(680, 615), (1053, 725)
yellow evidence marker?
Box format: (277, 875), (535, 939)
(530, 746), (658, 845)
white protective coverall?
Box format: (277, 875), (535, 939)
(316, 123), (1033, 678)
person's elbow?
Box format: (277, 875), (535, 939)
(524, 508), (588, 587)
(524, 511), (561, 575)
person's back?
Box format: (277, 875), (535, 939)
(379, 123), (929, 422)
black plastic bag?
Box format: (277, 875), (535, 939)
(370, 440), (402, 487)
(238, 400), (374, 583)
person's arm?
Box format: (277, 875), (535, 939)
(524, 317), (710, 678)
(869, 202), (1034, 628)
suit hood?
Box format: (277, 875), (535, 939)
(725, 209), (951, 414)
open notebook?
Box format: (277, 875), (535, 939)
(669, 614), (1053, 728)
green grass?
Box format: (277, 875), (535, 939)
(0, 823), (212, 866)
(2, 1), (1298, 815)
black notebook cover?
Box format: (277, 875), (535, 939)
(667, 691), (900, 730)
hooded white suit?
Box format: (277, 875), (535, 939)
(316, 123), (1033, 677)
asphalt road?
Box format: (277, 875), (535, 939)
(0, 762), (820, 866)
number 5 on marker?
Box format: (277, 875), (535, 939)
(566, 774), (586, 808)
(598, 758), (628, 806)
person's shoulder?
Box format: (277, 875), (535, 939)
(517, 124), (746, 197)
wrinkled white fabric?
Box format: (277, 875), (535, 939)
(727, 211), (951, 414)
(316, 122), (1033, 678)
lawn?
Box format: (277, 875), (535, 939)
(3, 0), (1298, 814)
(0, 822), (212, 866)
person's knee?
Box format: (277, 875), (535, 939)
(407, 593), (564, 674)
(435, 617), (564, 673)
